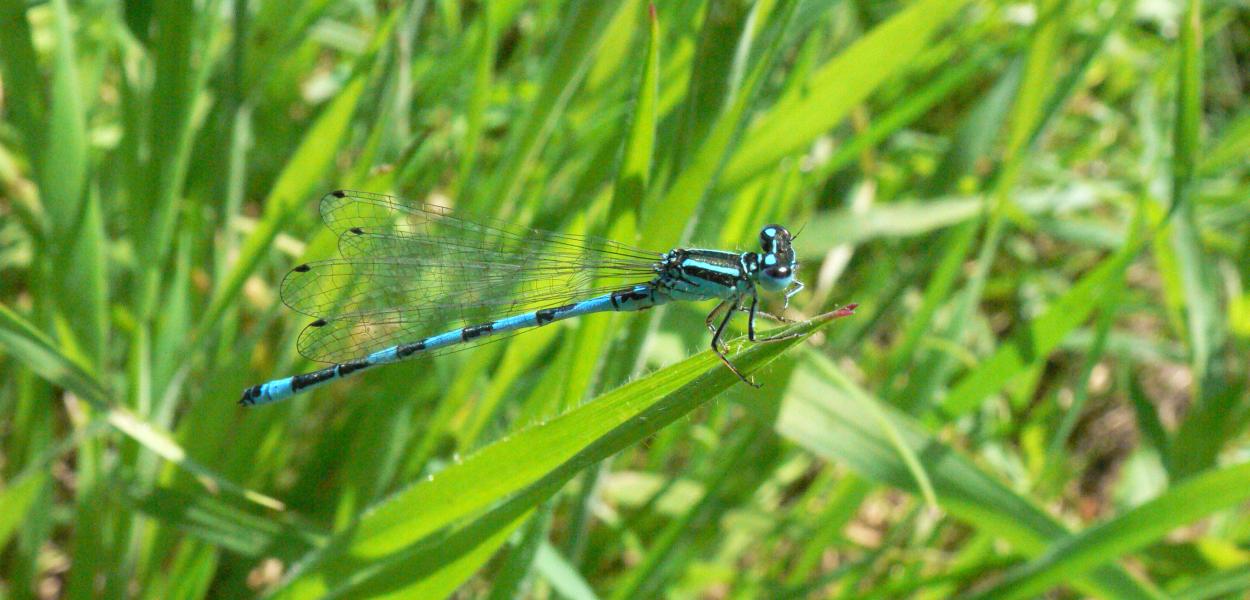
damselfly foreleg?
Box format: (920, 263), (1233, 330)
(747, 290), (805, 343)
(709, 295), (759, 388)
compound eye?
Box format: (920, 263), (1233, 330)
(760, 228), (776, 248)
(764, 266), (790, 279)
(759, 224), (792, 249)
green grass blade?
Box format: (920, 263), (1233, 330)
(0, 0), (46, 166)
(1000, 0), (1063, 168)
(969, 461), (1250, 600)
(350, 509), (536, 600)
(1200, 106), (1250, 175)
(611, 1), (658, 232)
(131, 0), (208, 319)
(0, 467), (48, 552)
(1164, 0), (1225, 482)
(561, 1), (660, 407)
(608, 428), (760, 599)
(0, 302), (106, 401)
(557, 2), (660, 410)
(38, 0), (109, 370)
(536, 541), (600, 600)
(778, 352), (1165, 599)
(1168, 0), (1216, 382)
(886, 58), (1023, 400)
(1172, 564), (1250, 600)
(0, 303), (284, 511)
(718, 0), (971, 190)
(941, 211), (1147, 417)
(1171, 0), (1203, 217)
(269, 308), (856, 598)
(453, 0), (497, 198)
(1039, 281), (1122, 484)
(797, 196), (983, 257)
(126, 484), (323, 558)
(39, 0), (87, 232)
(200, 75), (368, 338)
(486, 505), (552, 600)
(57, 188), (109, 370)
(917, 0), (1068, 412)
(641, 0), (797, 250)
(470, 1), (621, 215)
(665, 0), (751, 167)
(814, 46), (997, 183)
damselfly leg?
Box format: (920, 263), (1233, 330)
(708, 295), (760, 388)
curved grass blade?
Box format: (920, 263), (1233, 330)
(122, 484), (325, 559)
(942, 215), (1148, 416)
(969, 461), (1250, 600)
(778, 352), (1166, 599)
(1172, 564), (1250, 600)
(267, 306), (857, 598)
(0, 302), (285, 511)
(718, 0), (970, 190)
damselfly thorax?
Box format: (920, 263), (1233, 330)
(655, 249), (755, 302)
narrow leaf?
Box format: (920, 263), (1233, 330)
(778, 353), (1165, 599)
(942, 222), (1147, 416)
(271, 308), (857, 598)
(718, 0), (970, 189)
(970, 461), (1250, 600)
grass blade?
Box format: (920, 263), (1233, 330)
(718, 0), (970, 190)
(200, 75), (369, 338)
(269, 308), (856, 598)
(942, 211), (1147, 416)
(470, 0), (622, 215)
(0, 467), (48, 552)
(642, 0), (797, 250)
(0, 0), (45, 165)
(0, 302), (284, 511)
(536, 542), (600, 600)
(778, 352), (1165, 599)
(969, 461), (1250, 600)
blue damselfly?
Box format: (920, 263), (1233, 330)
(240, 190), (845, 406)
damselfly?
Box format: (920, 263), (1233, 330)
(240, 190), (829, 406)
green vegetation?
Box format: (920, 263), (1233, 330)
(1, 0), (1248, 597)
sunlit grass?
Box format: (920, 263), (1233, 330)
(1, 0), (1249, 598)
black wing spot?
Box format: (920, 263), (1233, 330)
(310, 318), (328, 327)
(293, 263), (311, 273)
(331, 190), (347, 198)
(349, 227), (365, 235)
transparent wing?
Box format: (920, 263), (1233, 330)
(282, 190), (661, 363)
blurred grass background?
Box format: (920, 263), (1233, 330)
(2, 0), (1250, 597)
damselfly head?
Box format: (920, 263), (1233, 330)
(756, 224), (797, 293)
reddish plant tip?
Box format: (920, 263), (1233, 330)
(830, 303), (859, 318)
(649, 3), (656, 20)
